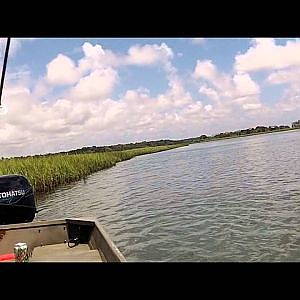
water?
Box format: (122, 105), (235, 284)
(36, 130), (300, 261)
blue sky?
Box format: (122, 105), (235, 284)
(0, 38), (300, 157)
(9, 38), (252, 95)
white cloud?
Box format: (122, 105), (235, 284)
(77, 42), (174, 73)
(0, 75), (204, 157)
(235, 38), (300, 72)
(69, 68), (118, 101)
(32, 78), (51, 99)
(47, 54), (81, 85)
(198, 85), (219, 101)
(193, 60), (217, 81)
(204, 104), (213, 112)
(82, 42), (106, 59)
(267, 68), (300, 85)
(78, 42), (119, 72)
(193, 59), (262, 112)
(126, 43), (174, 65)
(233, 72), (260, 95)
(242, 103), (262, 110)
(276, 94), (300, 112)
(244, 39), (300, 112)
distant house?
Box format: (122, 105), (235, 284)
(279, 125), (290, 129)
(269, 126), (279, 130)
(292, 120), (300, 128)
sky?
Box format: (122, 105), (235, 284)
(0, 37), (300, 157)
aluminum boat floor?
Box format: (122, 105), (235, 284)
(30, 243), (102, 262)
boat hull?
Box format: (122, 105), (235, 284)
(0, 218), (125, 262)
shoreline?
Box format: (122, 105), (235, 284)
(0, 144), (186, 197)
(190, 127), (300, 145)
(1, 127), (299, 198)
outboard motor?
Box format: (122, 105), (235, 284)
(0, 175), (36, 225)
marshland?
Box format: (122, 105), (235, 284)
(0, 145), (184, 195)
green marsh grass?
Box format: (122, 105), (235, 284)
(0, 145), (185, 195)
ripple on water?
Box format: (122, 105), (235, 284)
(36, 130), (300, 261)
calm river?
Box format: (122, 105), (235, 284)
(36, 130), (300, 261)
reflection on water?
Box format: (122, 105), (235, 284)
(36, 130), (300, 261)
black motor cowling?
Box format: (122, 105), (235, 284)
(0, 175), (36, 225)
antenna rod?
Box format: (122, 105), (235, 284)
(0, 37), (11, 106)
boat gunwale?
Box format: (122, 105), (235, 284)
(93, 219), (126, 262)
(0, 218), (126, 262)
(0, 218), (95, 230)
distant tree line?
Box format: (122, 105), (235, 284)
(6, 120), (300, 159)
(61, 124), (294, 155)
(213, 125), (291, 139)
(65, 139), (182, 154)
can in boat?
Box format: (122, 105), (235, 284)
(14, 242), (28, 262)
